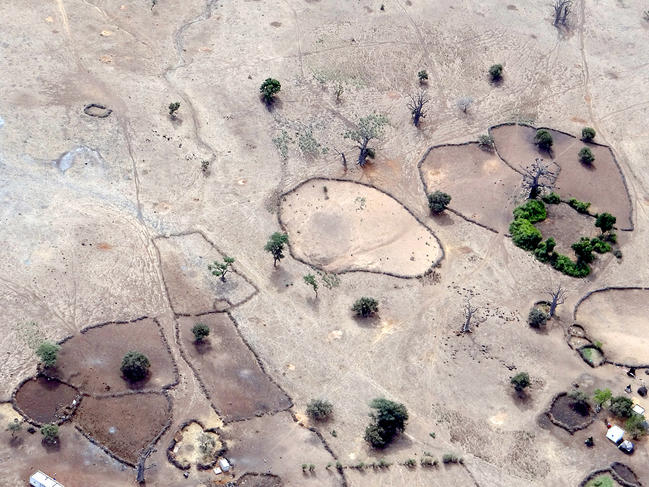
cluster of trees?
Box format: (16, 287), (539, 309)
(593, 388), (647, 439)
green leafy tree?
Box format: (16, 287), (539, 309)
(488, 64), (503, 81)
(568, 198), (591, 213)
(344, 114), (389, 166)
(352, 297), (379, 318)
(593, 388), (612, 407)
(36, 342), (60, 368)
(528, 308), (548, 328)
(579, 147), (595, 164)
(625, 413), (648, 439)
(364, 398), (408, 448)
(7, 419), (21, 439)
(168, 102), (180, 118)
(264, 232), (289, 267)
(192, 323), (210, 342)
(417, 70), (429, 82)
(595, 212), (616, 234)
(208, 256), (235, 282)
(303, 274), (318, 297)
(40, 423), (59, 445)
(306, 399), (333, 421)
(610, 396), (634, 418)
(120, 351), (150, 382)
(428, 191), (452, 214)
(571, 237), (594, 264)
(513, 199), (547, 223)
(260, 78), (281, 103)
(509, 218), (542, 251)
(581, 127), (596, 142)
(534, 129), (553, 151)
(511, 372), (530, 392)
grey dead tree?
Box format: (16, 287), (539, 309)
(407, 90), (430, 128)
(461, 299), (479, 334)
(456, 97), (473, 114)
(522, 158), (556, 199)
(553, 0), (572, 26)
(546, 285), (567, 318)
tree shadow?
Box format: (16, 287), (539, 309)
(194, 339), (213, 355)
(125, 374), (152, 391)
(430, 211), (455, 227)
(352, 314), (381, 328)
(269, 266), (292, 293)
(42, 439), (62, 453)
(510, 390), (534, 412)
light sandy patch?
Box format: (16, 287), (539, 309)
(173, 422), (221, 468)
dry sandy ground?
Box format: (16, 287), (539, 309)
(1, 0), (649, 486)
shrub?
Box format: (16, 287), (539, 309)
(542, 192), (561, 204)
(192, 323), (210, 342)
(306, 399), (333, 421)
(404, 458), (416, 468)
(590, 238), (611, 254)
(442, 453), (462, 464)
(40, 423), (59, 444)
(488, 64), (503, 81)
(303, 274), (318, 297)
(582, 127), (596, 142)
(625, 413), (648, 439)
(513, 199), (547, 223)
(260, 78), (281, 103)
(364, 398), (408, 448)
(168, 102), (180, 118)
(614, 249), (622, 259)
(604, 232), (617, 243)
(552, 254), (590, 278)
(528, 308), (548, 328)
(595, 212), (616, 233)
(428, 191), (452, 213)
(534, 237), (556, 262)
(477, 134), (494, 150)
(610, 396), (634, 418)
(572, 237), (594, 263)
(36, 342), (60, 368)
(352, 297), (379, 317)
(534, 129), (553, 150)
(120, 351), (150, 382)
(568, 198), (591, 213)
(420, 456), (438, 467)
(418, 70), (429, 82)
(511, 372), (531, 392)
(509, 219), (542, 251)
(579, 147), (595, 164)
(7, 419), (21, 438)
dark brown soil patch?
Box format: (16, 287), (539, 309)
(178, 313), (291, 422)
(154, 232), (257, 314)
(14, 376), (79, 424)
(534, 203), (598, 257)
(491, 124), (632, 229)
(611, 462), (640, 486)
(548, 393), (596, 433)
(75, 393), (171, 465)
(55, 318), (176, 395)
(237, 473), (283, 487)
(419, 143), (520, 233)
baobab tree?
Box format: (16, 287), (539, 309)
(522, 158), (556, 199)
(344, 114), (389, 166)
(407, 90), (430, 128)
(461, 299), (479, 334)
(553, 0), (572, 26)
(546, 285), (567, 318)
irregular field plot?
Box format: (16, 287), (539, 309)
(420, 143), (520, 232)
(14, 376), (79, 424)
(75, 393), (171, 465)
(178, 314), (291, 422)
(56, 318), (176, 394)
(491, 125), (631, 229)
(279, 179), (441, 276)
(534, 203), (598, 257)
(154, 232), (256, 314)
(575, 289), (649, 366)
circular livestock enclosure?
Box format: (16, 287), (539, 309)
(546, 392), (597, 434)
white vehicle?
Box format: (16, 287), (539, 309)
(29, 471), (64, 487)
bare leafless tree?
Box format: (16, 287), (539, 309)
(457, 96), (473, 114)
(407, 90), (430, 128)
(553, 0), (572, 26)
(522, 158), (557, 199)
(546, 285), (567, 318)
(462, 299), (479, 333)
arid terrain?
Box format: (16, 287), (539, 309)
(1, 1), (649, 486)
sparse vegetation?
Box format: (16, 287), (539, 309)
(582, 127), (596, 142)
(260, 78), (281, 103)
(36, 342), (60, 368)
(428, 191), (452, 214)
(7, 419), (21, 439)
(528, 308), (548, 328)
(534, 129), (553, 151)
(364, 398), (408, 448)
(208, 256), (235, 282)
(192, 323), (210, 342)
(306, 399), (333, 421)
(488, 64), (503, 81)
(198, 433), (216, 459)
(264, 232), (289, 267)
(40, 423), (59, 445)
(344, 114), (389, 166)
(352, 297), (379, 318)
(120, 351), (150, 382)
(511, 372), (531, 392)
(303, 274), (318, 297)
(579, 147), (595, 164)
(456, 97), (473, 113)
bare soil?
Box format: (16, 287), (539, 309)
(55, 318), (176, 394)
(279, 179), (441, 276)
(75, 392), (171, 465)
(178, 313), (291, 422)
(575, 289), (649, 366)
(237, 473), (283, 487)
(419, 143), (520, 232)
(154, 232), (257, 314)
(14, 376), (79, 424)
(549, 394), (595, 432)
(534, 202), (599, 257)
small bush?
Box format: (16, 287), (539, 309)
(552, 254), (590, 278)
(418, 70), (429, 82)
(590, 238), (611, 254)
(528, 308), (548, 328)
(568, 198), (591, 213)
(260, 78), (281, 103)
(509, 218), (542, 251)
(352, 297), (379, 317)
(534, 129), (553, 151)
(572, 237), (594, 263)
(420, 456), (438, 467)
(120, 351), (150, 382)
(36, 342), (60, 368)
(579, 147), (595, 164)
(442, 453), (462, 464)
(534, 237), (556, 262)
(306, 399), (333, 421)
(603, 232), (617, 243)
(404, 458), (416, 468)
(488, 64), (503, 81)
(581, 127), (596, 142)
(477, 134), (494, 150)
(511, 372), (531, 392)
(610, 396), (634, 418)
(542, 192), (561, 204)
(40, 423), (59, 444)
(614, 249), (623, 259)
(192, 323), (210, 342)
(428, 191), (452, 213)
(513, 199), (547, 223)
(168, 102), (180, 118)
